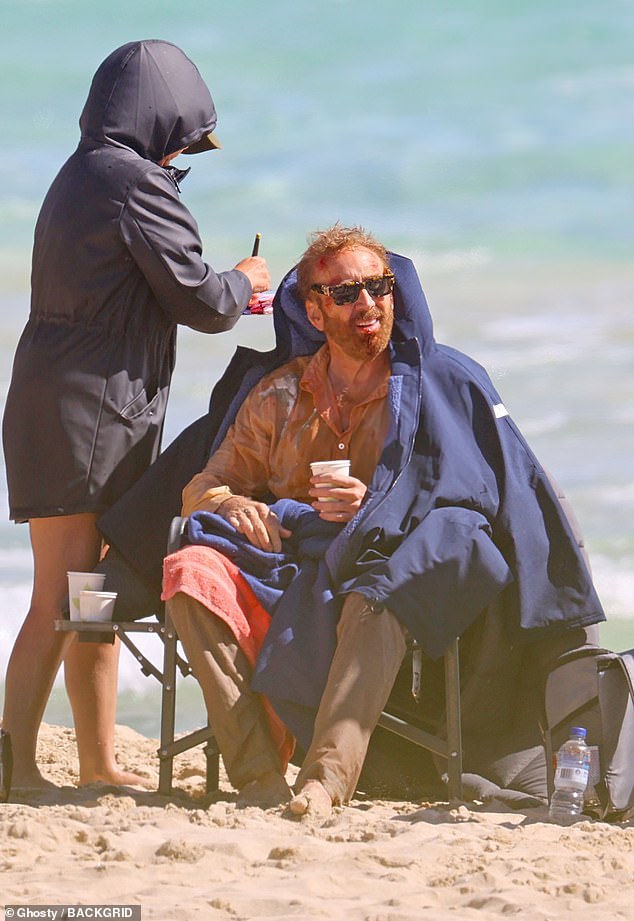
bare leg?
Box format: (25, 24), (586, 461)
(64, 633), (146, 786)
(2, 514), (144, 787)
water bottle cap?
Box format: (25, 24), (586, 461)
(571, 726), (587, 738)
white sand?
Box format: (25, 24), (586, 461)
(2, 723), (633, 920)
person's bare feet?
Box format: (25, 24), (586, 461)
(10, 768), (58, 792)
(237, 771), (292, 808)
(288, 780), (333, 819)
(79, 767), (150, 788)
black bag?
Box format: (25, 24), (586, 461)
(594, 650), (634, 818)
(0, 729), (12, 803)
(543, 645), (634, 821)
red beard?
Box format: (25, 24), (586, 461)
(320, 303), (394, 361)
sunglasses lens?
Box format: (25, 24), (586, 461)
(365, 278), (387, 298)
(331, 282), (361, 306)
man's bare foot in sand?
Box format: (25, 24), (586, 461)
(289, 780), (333, 819)
(237, 771), (292, 808)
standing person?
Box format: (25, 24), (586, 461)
(1, 39), (270, 789)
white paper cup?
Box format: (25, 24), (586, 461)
(67, 571), (106, 621)
(79, 590), (118, 623)
(310, 460), (351, 478)
(310, 460), (351, 501)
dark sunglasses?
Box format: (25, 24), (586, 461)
(311, 271), (395, 307)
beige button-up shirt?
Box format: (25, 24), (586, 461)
(182, 345), (390, 515)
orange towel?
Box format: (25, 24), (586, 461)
(162, 544), (295, 770)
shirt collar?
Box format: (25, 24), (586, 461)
(300, 344), (390, 405)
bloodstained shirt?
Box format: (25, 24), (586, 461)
(181, 344), (390, 515)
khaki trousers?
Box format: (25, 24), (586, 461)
(167, 593), (282, 791)
(167, 590), (407, 802)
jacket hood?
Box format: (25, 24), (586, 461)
(79, 40), (217, 161)
(271, 252), (437, 363)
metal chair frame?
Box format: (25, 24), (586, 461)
(56, 614), (463, 802)
(55, 514), (464, 802)
(55, 616), (220, 795)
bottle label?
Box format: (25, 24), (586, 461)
(554, 755), (590, 791)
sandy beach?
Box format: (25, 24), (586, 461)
(1, 724), (632, 920)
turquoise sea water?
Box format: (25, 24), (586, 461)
(1, 1), (633, 738)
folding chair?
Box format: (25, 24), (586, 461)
(56, 513), (464, 802)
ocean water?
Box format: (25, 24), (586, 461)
(1, 1), (633, 739)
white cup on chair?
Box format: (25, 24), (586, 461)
(79, 590), (118, 622)
(67, 571), (106, 621)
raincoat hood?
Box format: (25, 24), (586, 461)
(79, 40), (218, 162)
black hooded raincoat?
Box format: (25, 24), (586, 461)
(3, 40), (251, 521)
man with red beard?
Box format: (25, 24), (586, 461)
(159, 223), (603, 819)
(165, 225), (407, 815)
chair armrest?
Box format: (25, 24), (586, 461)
(167, 516), (188, 554)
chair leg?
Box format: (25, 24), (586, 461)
(444, 638), (463, 804)
(377, 637), (464, 805)
(157, 602), (221, 796)
(158, 610), (178, 795)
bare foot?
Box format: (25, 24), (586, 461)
(78, 768), (150, 788)
(289, 780), (333, 819)
(10, 769), (58, 792)
(237, 771), (292, 808)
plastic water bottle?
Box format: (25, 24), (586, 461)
(548, 726), (591, 824)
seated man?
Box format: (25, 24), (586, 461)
(159, 224), (605, 817)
